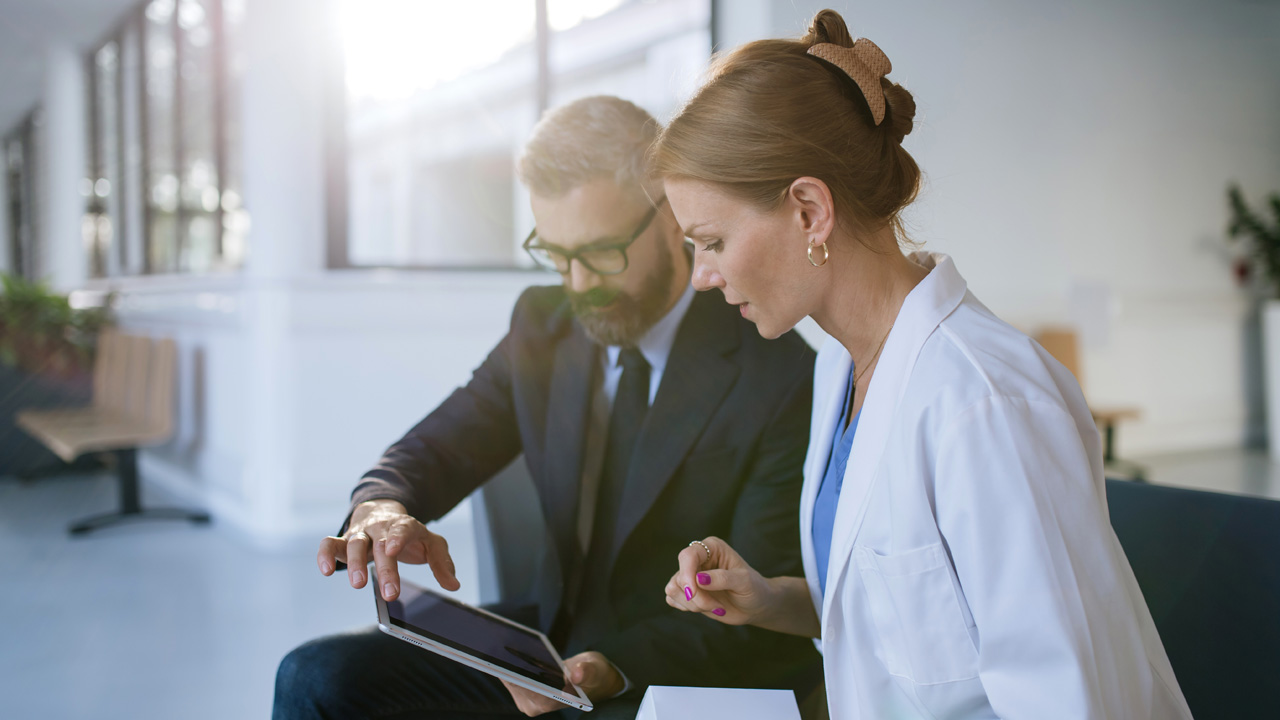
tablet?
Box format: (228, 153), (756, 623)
(371, 568), (593, 712)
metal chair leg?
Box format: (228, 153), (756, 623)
(67, 448), (211, 535)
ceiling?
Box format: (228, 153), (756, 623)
(0, 0), (142, 134)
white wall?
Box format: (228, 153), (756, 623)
(752, 0), (1280, 455)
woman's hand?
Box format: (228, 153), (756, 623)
(664, 536), (779, 627)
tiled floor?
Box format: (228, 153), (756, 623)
(2, 447), (1277, 719)
(0, 473), (475, 720)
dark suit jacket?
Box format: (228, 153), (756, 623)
(350, 285), (819, 693)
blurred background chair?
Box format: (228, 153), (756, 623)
(1036, 327), (1146, 481)
(16, 330), (209, 535)
(471, 455), (547, 607)
(1106, 479), (1280, 718)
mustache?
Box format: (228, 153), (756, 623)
(567, 286), (623, 310)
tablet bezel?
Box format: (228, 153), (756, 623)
(370, 568), (594, 712)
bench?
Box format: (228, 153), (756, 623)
(16, 330), (210, 534)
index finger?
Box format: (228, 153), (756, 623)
(676, 543), (711, 601)
(371, 536), (401, 601)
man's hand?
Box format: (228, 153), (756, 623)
(316, 499), (460, 601)
(501, 651), (624, 716)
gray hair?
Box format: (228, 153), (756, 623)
(516, 96), (658, 198)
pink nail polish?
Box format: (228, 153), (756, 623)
(684, 586), (693, 601)
(697, 572), (711, 585)
(713, 608), (726, 616)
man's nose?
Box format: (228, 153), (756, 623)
(565, 258), (602, 293)
(691, 254), (724, 292)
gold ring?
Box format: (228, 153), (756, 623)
(689, 540), (711, 561)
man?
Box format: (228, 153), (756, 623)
(274, 96), (818, 719)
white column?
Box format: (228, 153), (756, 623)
(40, 44), (88, 291)
(240, 0), (328, 280)
(236, 0), (331, 538)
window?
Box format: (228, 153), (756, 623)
(332, 0), (712, 269)
(4, 110), (42, 281)
(85, 0), (245, 277)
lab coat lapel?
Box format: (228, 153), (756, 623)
(800, 345), (852, 617)
(610, 293), (740, 565)
(819, 253), (969, 631)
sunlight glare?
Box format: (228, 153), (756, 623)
(339, 0), (537, 102)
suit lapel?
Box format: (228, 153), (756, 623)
(542, 320), (596, 570)
(609, 293), (740, 562)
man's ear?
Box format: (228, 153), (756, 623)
(785, 177), (836, 249)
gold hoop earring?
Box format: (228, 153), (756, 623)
(807, 241), (829, 267)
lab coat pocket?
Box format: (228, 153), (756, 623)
(855, 542), (980, 685)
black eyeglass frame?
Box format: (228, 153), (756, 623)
(522, 196), (668, 276)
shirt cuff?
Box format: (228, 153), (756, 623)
(608, 661), (634, 699)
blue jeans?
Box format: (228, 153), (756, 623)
(273, 615), (640, 719)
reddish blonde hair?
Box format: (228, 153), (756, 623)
(652, 9), (920, 243)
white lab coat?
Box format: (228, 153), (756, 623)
(800, 253), (1192, 719)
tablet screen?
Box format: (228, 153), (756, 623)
(387, 584), (566, 690)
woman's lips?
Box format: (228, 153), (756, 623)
(739, 302), (749, 317)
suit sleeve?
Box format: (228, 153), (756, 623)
(935, 396), (1169, 719)
(342, 293), (534, 529)
(589, 364), (819, 693)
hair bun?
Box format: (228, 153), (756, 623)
(881, 80), (916, 143)
(805, 8), (854, 48)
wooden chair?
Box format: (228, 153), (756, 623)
(16, 330), (210, 534)
(1035, 327), (1146, 481)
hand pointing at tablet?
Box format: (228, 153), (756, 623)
(316, 499), (460, 600)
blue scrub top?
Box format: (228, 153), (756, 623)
(813, 368), (860, 600)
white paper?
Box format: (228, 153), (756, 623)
(634, 686), (801, 720)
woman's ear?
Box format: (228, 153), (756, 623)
(786, 177), (836, 248)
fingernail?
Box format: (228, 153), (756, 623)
(320, 561), (332, 575)
(684, 586), (693, 601)
(353, 571), (364, 584)
(713, 608), (726, 616)
(697, 572), (711, 585)
(383, 582), (395, 598)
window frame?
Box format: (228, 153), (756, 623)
(324, 0), (716, 272)
(3, 109), (42, 281)
(85, 0), (236, 278)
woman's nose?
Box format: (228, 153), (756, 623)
(691, 255), (724, 292)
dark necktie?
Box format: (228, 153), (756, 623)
(561, 347), (650, 651)
(589, 348), (650, 557)
(599, 347), (651, 517)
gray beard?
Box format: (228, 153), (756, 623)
(569, 240), (676, 348)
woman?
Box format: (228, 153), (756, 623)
(657, 9), (1191, 719)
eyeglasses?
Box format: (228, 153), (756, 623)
(523, 196), (667, 276)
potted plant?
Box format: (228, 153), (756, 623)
(1227, 185), (1280, 454)
(0, 273), (114, 475)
